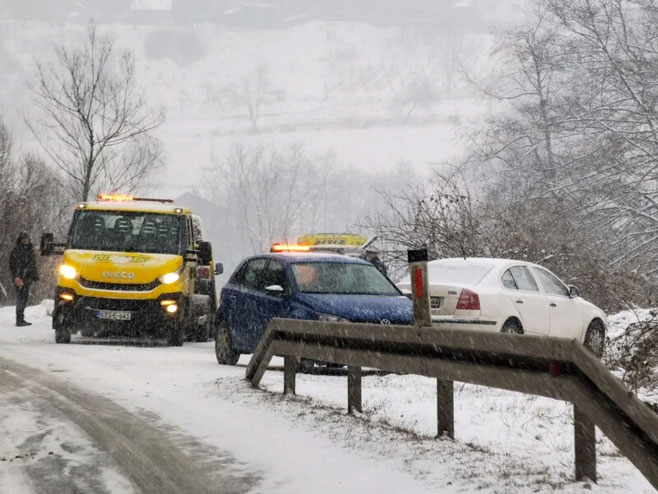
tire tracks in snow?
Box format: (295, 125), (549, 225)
(0, 355), (256, 494)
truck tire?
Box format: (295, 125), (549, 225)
(215, 319), (239, 366)
(54, 310), (72, 344)
(195, 314), (211, 342)
(193, 302), (211, 342)
(166, 321), (184, 347)
(55, 327), (72, 344)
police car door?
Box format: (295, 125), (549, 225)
(230, 258), (268, 350)
(242, 259), (291, 350)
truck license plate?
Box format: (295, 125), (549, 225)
(96, 310), (132, 321)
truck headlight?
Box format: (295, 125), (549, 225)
(317, 313), (349, 322)
(59, 264), (77, 280)
(158, 271), (180, 285)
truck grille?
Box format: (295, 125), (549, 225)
(80, 297), (155, 311)
(79, 277), (160, 292)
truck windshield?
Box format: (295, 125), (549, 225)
(291, 262), (400, 295)
(70, 210), (183, 255)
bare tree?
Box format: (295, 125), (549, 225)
(207, 143), (331, 257)
(366, 168), (485, 279)
(26, 22), (164, 201)
(225, 63), (281, 133)
(0, 117), (70, 304)
(397, 74), (440, 120)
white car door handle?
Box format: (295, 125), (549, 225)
(550, 303), (557, 307)
(515, 300), (523, 304)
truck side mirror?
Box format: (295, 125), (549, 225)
(198, 241), (212, 265)
(40, 233), (54, 256)
(214, 262), (224, 275)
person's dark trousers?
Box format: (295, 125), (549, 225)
(15, 283), (31, 325)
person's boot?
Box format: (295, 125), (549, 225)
(16, 318), (31, 327)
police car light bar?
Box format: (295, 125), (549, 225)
(270, 243), (311, 253)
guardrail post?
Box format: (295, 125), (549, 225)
(437, 378), (455, 439)
(348, 366), (362, 414)
(408, 249), (455, 438)
(408, 248), (431, 327)
(283, 356), (296, 395)
(574, 405), (596, 482)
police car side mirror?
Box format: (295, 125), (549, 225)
(265, 285), (285, 295)
(215, 262), (224, 275)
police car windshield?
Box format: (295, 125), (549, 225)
(70, 211), (182, 255)
(291, 262), (399, 295)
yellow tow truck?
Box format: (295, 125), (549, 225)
(40, 193), (222, 346)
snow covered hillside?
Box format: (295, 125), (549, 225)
(0, 17), (499, 196)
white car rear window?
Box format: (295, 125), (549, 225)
(428, 263), (493, 285)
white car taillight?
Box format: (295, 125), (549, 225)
(456, 289), (480, 310)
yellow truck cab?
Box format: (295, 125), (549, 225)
(40, 194), (222, 346)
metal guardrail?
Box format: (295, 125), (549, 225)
(245, 250), (658, 489)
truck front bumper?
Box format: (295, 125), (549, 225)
(54, 287), (185, 338)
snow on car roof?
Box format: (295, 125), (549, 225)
(397, 257), (541, 287)
(430, 257), (538, 268)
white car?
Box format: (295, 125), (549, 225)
(398, 258), (607, 357)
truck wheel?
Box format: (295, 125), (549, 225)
(194, 303), (211, 342)
(54, 310), (71, 344)
(195, 315), (211, 342)
(166, 321), (184, 347)
(55, 327), (72, 344)
(215, 320), (239, 366)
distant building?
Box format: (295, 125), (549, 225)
(131, 0), (173, 24)
(0, 0), (520, 28)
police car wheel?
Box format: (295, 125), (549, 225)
(298, 359), (315, 374)
(215, 320), (239, 366)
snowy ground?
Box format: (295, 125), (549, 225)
(0, 303), (654, 493)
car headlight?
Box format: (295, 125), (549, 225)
(59, 264), (77, 280)
(317, 313), (349, 322)
(158, 271), (181, 285)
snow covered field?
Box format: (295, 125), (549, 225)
(0, 19), (497, 197)
(0, 303), (654, 493)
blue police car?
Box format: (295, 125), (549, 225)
(214, 251), (413, 365)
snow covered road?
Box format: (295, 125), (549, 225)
(0, 303), (655, 493)
(0, 356), (247, 494)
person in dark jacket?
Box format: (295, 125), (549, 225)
(9, 232), (39, 326)
(364, 249), (388, 277)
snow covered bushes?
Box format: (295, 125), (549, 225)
(607, 310), (658, 401)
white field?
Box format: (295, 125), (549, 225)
(0, 19), (499, 197)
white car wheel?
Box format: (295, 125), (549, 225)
(501, 319), (523, 335)
(584, 321), (605, 358)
